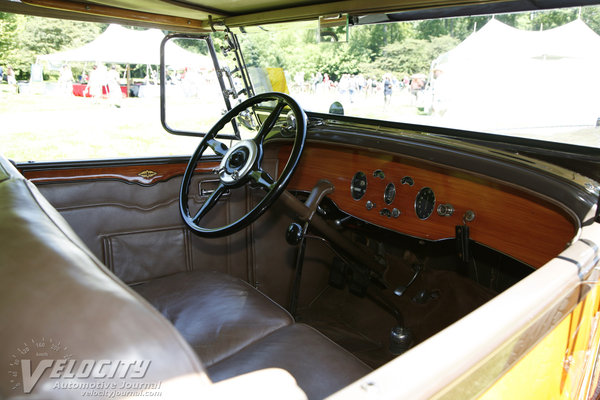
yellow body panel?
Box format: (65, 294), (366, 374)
(480, 283), (600, 400)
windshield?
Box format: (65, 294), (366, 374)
(238, 6), (600, 148)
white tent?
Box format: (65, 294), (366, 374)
(38, 24), (212, 68)
(429, 19), (600, 132)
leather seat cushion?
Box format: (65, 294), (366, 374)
(133, 270), (294, 366)
(207, 323), (372, 400)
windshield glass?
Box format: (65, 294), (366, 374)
(238, 6), (600, 148)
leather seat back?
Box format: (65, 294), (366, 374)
(0, 156), (210, 399)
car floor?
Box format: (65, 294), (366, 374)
(295, 263), (497, 369)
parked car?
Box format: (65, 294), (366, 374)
(1, 0), (599, 399)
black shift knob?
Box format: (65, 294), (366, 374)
(286, 222), (304, 246)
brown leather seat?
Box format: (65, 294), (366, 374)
(134, 271), (371, 399)
(0, 155), (370, 399)
(133, 270), (294, 366)
(208, 323), (371, 400)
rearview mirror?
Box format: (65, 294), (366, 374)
(318, 14), (349, 43)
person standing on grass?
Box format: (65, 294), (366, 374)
(7, 66), (16, 85)
(6, 66), (17, 93)
(58, 64), (74, 96)
(83, 64), (107, 103)
(383, 73), (393, 106)
(107, 65), (122, 107)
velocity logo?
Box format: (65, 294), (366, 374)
(9, 338), (151, 394)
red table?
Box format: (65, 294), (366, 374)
(72, 84), (128, 98)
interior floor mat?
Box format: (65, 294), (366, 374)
(296, 268), (496, 368)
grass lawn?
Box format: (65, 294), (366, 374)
(1, 86), (597, 163)
(0, 90), (220, 162)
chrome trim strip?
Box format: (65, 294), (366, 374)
(558, 255), (583, 269)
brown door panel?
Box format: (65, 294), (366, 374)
(21, 159), (251, 285)
(21, 155), (324, 308)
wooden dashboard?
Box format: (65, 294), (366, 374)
(282, 144), (577, 268)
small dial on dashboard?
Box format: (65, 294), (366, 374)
(384, 182), (396, 205)
(415, 187), (435, 220)
(351, 171), (368, 200)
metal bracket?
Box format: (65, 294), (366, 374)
(208, 15), (217, 32)
(456, 225), (471, 264)
(199, 179), (229, 197)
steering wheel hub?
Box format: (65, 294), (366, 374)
(218, 140), (258, 184)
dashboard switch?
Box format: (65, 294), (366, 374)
(366, 201), (375, 210)
(437, 204), (454, 217)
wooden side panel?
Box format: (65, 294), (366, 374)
(22, 162), (218, 185)
(284, 145), (577, 268)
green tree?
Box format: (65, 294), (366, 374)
(367, 35), (458, 77)
(416, 16), (490, 40)
(0, 14), (105, 80)
(0, 12), (18, 60)
(582, 6), (600, 34)
(528, 9), (578, 31)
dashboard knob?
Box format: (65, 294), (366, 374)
(464, 210), (476, 222)
(286, 222), (304, 245)
(437, 203), (454, 217)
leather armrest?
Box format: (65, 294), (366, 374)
(207, 368), (307, 400)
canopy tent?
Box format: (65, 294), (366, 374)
(37, 24), (213, 68)
(428, 19), (600, 131)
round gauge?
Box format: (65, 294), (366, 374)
(384, 183), (396, 205)
(351, 172), (368, 200)
(415, 187), (435, 220)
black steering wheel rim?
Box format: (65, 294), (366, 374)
(180, 92), (307, 237)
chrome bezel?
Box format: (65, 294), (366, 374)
(384, 182), (396, 205)
(351, 171), (368, 201)
(218, 140), (258, 184)
(414, 187), (436, 220)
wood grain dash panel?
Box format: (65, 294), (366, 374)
(282, 145), (577, 268)
(22, 162), (219, 185)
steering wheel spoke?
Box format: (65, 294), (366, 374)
(249, 169), (276, 191)
(255, 100), (286, 143)
(206, 138), (229, 157)
(192, 183), (227, 224)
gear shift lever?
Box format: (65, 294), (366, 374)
(388, 264), (422, 354)
(393, 264), (422, 297)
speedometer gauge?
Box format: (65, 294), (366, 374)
(415, 187), (435, 220)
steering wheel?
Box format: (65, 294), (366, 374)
(180, 92), (307, 237)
